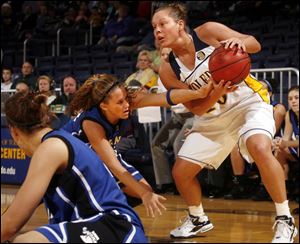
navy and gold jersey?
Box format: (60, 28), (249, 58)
(63, 106), (129, 149)
(62, 107), (143, 182)
(41, 129), (143, 227)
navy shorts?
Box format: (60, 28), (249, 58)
(36, 212), (147, 243)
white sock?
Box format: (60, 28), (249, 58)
(188, 203), (204, 217)
(275, 200), (292, 217)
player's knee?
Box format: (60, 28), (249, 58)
(172, 164), (183, 182)
(248, 138), (270, 154)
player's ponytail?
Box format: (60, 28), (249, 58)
(4, 92), (54, 133)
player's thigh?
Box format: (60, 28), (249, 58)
(178, 131), (236, 170)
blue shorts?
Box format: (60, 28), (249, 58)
(36, 212), (147, 243)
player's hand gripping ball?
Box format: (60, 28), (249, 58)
(208, 44), (251, 84)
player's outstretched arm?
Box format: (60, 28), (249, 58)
(82, 120), (167, 217)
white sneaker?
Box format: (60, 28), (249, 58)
(170, 214), (214, 238)
(272, 215), (298, 243)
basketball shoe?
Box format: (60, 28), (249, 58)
(170, 213), (214, 238)
(272, 215), (298, 243)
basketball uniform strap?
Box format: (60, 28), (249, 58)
(168, 30), (207, 81)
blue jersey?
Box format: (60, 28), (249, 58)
(42, 129), (143, 227)
(271, 100), (285, 137)
(289, 109), (299, 159)
(62, 107), (143, 182)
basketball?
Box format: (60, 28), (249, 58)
(208, 45), (251, 84)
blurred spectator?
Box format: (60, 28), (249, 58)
(97, 2), (136, 48)
(51, 75), (79, 128)
(34, 4), (49, 36)
(36, 75), (56, 106)
(116, 30), (154, 54)
(74, 1), (90, 29)
(12, 61), (36, 90)
(125, 50), (158, 89)
(89, 6), (103, 30)
(16, 4), (37, 40)
(61, 6), (77, 28)
(273, 86), (299, 185)
(150, 39), (162, 74)
(1, 67), (13, 90)
(0, 2), (17, 35)
(15, 81), (30, 93)
(150, 47), (193, 193)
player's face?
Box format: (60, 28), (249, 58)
(288, 90), (299, 113)
(152, 10), (180, 48)
(104, 87), (130, 120)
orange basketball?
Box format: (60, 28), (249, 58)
(208, 45), (251, 84)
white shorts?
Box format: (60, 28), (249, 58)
(178, 96), (275, 169)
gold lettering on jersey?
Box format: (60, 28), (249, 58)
(109, 136), (121, 146)
(199, 71), (211, 83)
(197, 51), (205, 60)
(189, 71), (211, 90)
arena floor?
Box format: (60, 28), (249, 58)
(1, 184), (299, 243)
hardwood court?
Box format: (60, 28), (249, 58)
(1, 184), (299, 243)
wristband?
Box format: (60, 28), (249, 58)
(166, 89), (176, 106)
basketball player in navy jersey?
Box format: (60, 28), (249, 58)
(152, 3), (297, 242)
(1, 92), (147, 243)
(274, 86), (299, 182)
(63, 73), (212, 218)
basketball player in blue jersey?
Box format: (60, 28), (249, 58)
(63, 73), (213, 218)
(274, 86), (299, 182)
(152, 3), (297, 242)
(1, 92), (147, 243)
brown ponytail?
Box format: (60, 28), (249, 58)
(4, 92), (54, 133)
(68, 74), (124, 115)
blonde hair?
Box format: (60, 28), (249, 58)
(138, 50), (153, 63)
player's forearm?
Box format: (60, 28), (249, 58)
(1, 217), (18, 242)
(184, 92), (220, 116)
(283, 139), (299, 148)
(134, 88), (208, 109)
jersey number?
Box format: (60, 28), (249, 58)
(207, 94), (227, 113)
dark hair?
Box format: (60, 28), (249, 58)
(288, 85), (299, 94)
(2, 67), (13, 74)
(4, 92), (54, 133)
(68, 74), (123, 114)
(154, 3), (187, 24)
(261, 79), (273, 93)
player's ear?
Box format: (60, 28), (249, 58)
(99, 102), (108, 112)
(178, 20), (184, 31)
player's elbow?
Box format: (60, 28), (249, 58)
(2, 219), (18, 241)
(248, 36), (261, 53)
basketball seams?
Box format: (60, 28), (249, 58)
(209, 56), (250, 73)
(229, 62), (251, 84)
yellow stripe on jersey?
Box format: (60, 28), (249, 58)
(244, 75), (270, 104)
